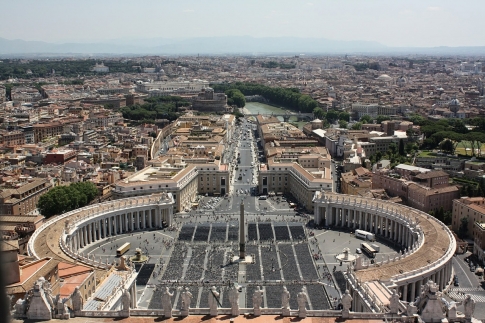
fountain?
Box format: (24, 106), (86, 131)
(130, 248), (148, 263)
(335, 247), (357, 264)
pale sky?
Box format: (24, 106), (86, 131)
(1, 0), (482, 47)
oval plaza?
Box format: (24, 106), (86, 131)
(313, 191), (455, 311)
(24, 185), (458, 319)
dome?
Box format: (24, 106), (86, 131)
(377, 74), (392, 82)
(397, 76), (407, 83)
(312, 118), (322, 123)
(450, 98), (460, 106)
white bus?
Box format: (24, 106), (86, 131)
(355, 229), (376, 241)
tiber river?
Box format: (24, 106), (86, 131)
(242, 102), (308, 129)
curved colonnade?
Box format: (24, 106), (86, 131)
(28, 194), (174, 268)
(313, 192), (456, 307)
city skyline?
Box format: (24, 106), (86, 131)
(0, 0), (483, 48)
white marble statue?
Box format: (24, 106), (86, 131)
(297, 287), (308, 318)
(463, 294), (476, 320)
(181, 287), (193, 316)
(389, 289), (400, 314)
(252, 286), (264, 316)
(341, 289), (353, 318)
(71, 287), (83, 314)
(229, 284), (240, 316)
(161, 287), (174, 318)
(281, 286), (290, 310)
(121, 289), (131, 312)
(208, 286), (220, 316)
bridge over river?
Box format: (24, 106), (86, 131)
(243, 112), (314, 122)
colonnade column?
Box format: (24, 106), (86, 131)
(97, 222), (101, 240)
(108, 217), (112, 236)
(410, 282), (416, 303)
(87, 224), (91, 244)
(82, 226), (87, 247)
(402, 284), (408, 301)
(136, 212), (140, 230)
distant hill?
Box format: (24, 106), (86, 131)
(0, 36), (484, 56)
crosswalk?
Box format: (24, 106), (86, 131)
(447, 288), (485, 302)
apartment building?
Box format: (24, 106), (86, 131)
(351, 103), (378, 119)
(0, 178), (52, 215)
(340, 167), (372, 196)
(452, 197), (485, 260)
(372, 166), (459, 212)
(369, 134), (409, 154)
(258, 146), (333, 211)
(0, 130), (25, 147)
(44, 149), (78, 164)
(33, 122), (65, 143)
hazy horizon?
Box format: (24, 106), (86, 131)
(1, 0), (483, 48)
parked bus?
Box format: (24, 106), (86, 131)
(117, 242), (130, 256)
(361, 243), (377, 258)
(355, 229), (376, 241)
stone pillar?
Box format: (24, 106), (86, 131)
(136, 212), (140, 230)
(352, 210), (356, 229)
(72, 232), (76, 250)
(103, 219), (107, 238)
(83, 226), (88, 246)
(402, 284), (408, 302)
(77, 232), (80, 250)
(88, 224), (92, 244)
(169, 207), (173, 227)
(410, 282), (416, 303)
(416, 280), (421, 300)
(108, 217), (112, 236)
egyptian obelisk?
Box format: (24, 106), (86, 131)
(239, 200), (245, 259)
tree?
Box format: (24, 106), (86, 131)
(326, 110), (339, 124)
(376, 115), (390, 124)
(440, 139), (454, 154)
(360, 115), (372, 124)
(388, 142), (398, 155)
(225, 89), (246, 108)
(313, 107), (325, 119)
(338, 111), (350, 122)
(37, 182), (99, 218)
(459, 217), (469, 238)
(351, 122), (362, 130)
(398, 139), (405, 156)
(338, 120), (348, 129)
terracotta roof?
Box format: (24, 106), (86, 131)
(414, 170), (448, 179)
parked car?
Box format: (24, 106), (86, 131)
(356, 248), (362, 254)
(454, 275), (459, 286)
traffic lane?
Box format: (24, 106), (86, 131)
(453, 254), (481, 289)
